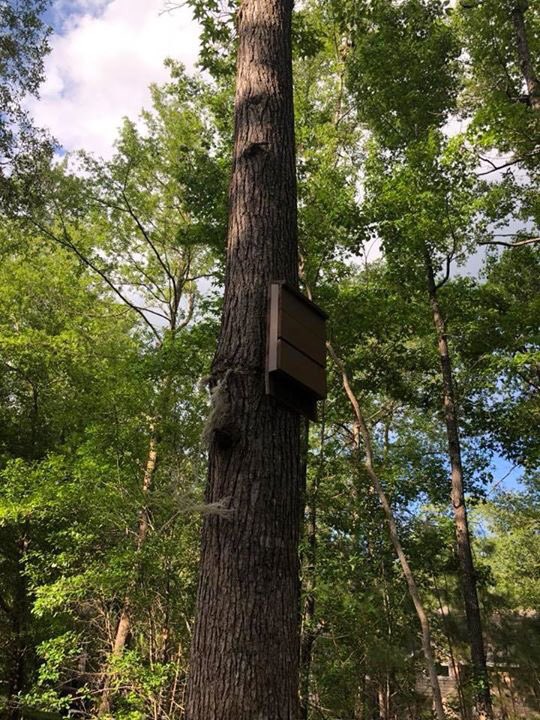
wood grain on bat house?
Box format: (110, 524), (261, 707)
(266, 282), (327, 420)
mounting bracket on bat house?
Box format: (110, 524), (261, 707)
(266, 281), (328, 421)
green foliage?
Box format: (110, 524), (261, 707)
(0, 2), (539, 719)
(477, 476), (540, 610)
(343, 0), (460, 149)
(0, 66), (219, 714)
(0, 0), (55, 212)
(456, 0), (540, 161)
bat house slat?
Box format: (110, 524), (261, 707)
(280, 289), (326, 337)
(280, 310), (326, 367)
(266, 282), (328, 420)
(276, 339), (326, 397)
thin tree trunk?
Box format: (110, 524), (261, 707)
(380, 572), (395, 720)
(504, 668), (517, 718)
(184, 0), (303, 718)
(6, 536), (30, 720)
(300, 500), (316, 720)
(354, 676), (367, 720)
(443, 571), (472, 720)
(495, 670), (508, 720)
(97, 432), (159, 716)
(378, 685), (389, 720)
(432, 571), (467, 720)
(423, 251), (492, 720)
(328, 344), (446, 720)
(511, 1), (540, 111)
(300, 412), (325, 720)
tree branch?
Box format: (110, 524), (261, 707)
(30, 218), (162, 342)
(475, 149), (540, 176)
(478, 236), (540, 248)
(120, 190), (175, 285)
(326, 341), (446, 720)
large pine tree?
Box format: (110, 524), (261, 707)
(184, 0), (304, 717)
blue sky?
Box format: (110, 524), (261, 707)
(29, 0), (200, 157)
(43, 0), (110, 33)
(486, 454), (524, 495)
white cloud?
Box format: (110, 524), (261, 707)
(28, 0), (200, 158)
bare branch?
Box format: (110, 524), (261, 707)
(120, 190), (175, 283)
(435, 255), (452, 290)
(177, 290), (196, 331)
(475, 149), (540, 176)
(124, 251), (170, 303)
(478, 236), (540, 248)
(30, 219), (162, 342)
(124, 278), (169, 307)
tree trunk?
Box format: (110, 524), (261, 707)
(300, 414), (324, 720)
(97, 432), (159, 716)
(6, 536), (30, 720)
(184, 1), (303, 718)
(300, 497), (317, 720)
(433, 571), (468, 720)
(328, 343), (446, 720)
(423, 251), (493, 720)
(354, 676), (367, 720)
(378, 685), (389, 720)
(511, 1), (540, 111)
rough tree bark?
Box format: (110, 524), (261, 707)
(184, 1), (303, 718)
(328, 343), (446, 720)
(424, 250), (493, 720)
(511, 1), (540, 111)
